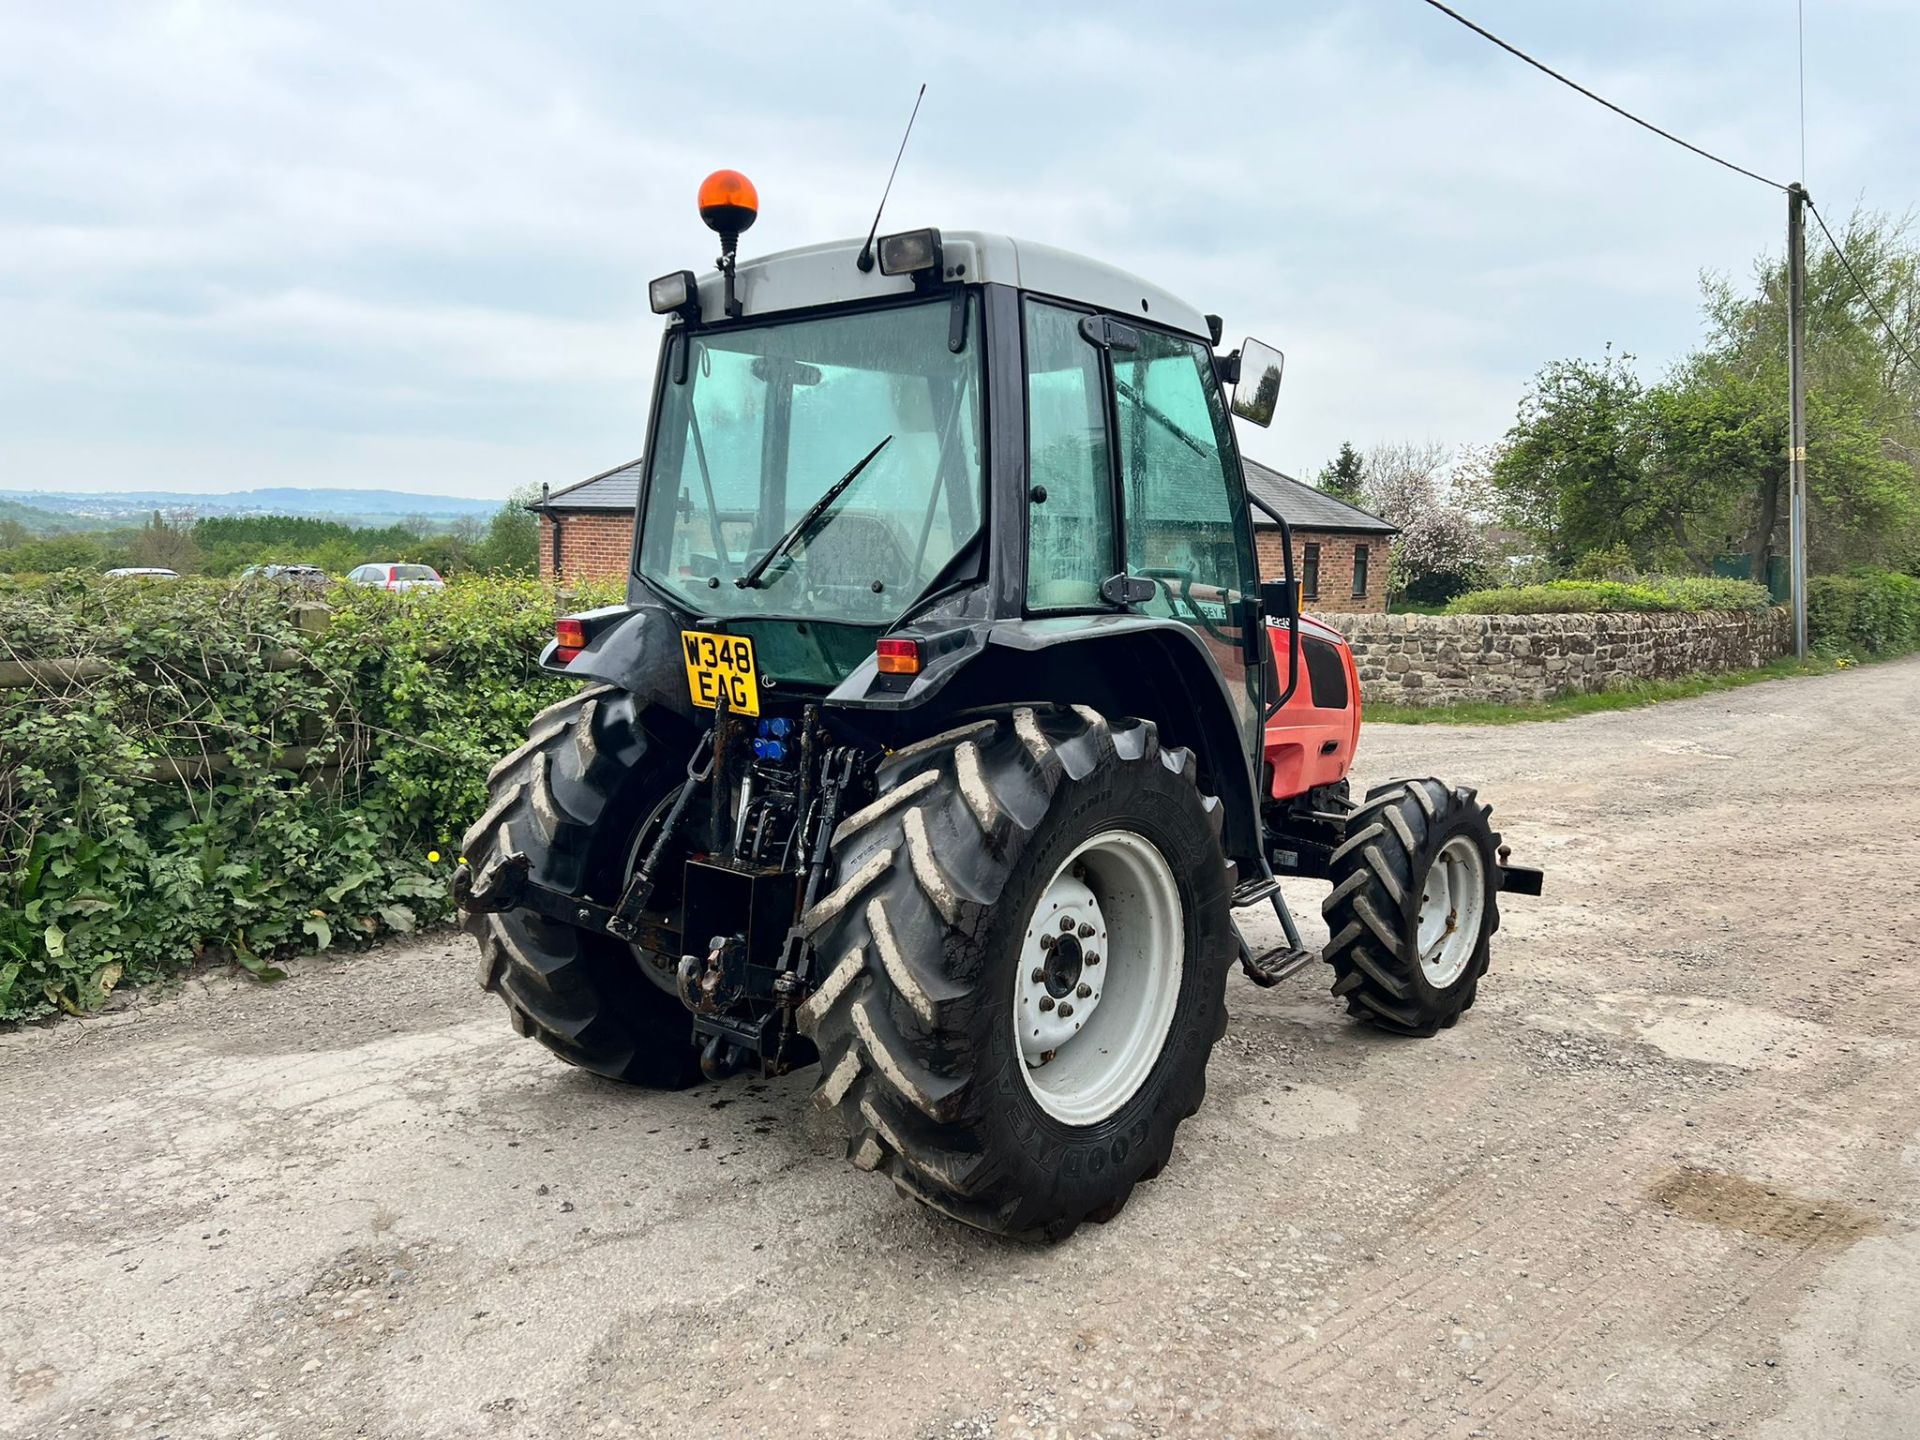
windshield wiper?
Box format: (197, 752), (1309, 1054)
(1113, 377), (1208, 457)
(735, 434), (893, 590)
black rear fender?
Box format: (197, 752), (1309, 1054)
(891, 620), (1263, 867)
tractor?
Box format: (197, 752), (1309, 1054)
(457, 170), (1541, 1240)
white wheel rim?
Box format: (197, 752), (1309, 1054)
(1416, 834), (1487, 988)
(1015, 829), (1184, 1127)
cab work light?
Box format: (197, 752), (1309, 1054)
(876, 228), (942, 278)
(553, 617), (588, 665)
(875, 637), (922, 675)
(649, 270), (699, 318)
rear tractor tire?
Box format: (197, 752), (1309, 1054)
(797, 705), (1237, 1241)
(459, 685), (703, 1088)
(1320, 777), (1501, 1037)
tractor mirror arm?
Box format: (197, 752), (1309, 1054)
(1243, 488), (1301, 717)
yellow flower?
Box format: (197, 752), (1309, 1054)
(427, 850), (442, 864)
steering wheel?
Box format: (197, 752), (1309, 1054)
(1136, 567), (1238, 646)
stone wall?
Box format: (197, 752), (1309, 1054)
(1324, 608), (1791, 707)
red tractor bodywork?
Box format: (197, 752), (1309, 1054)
(1261, 616), (1361, 801)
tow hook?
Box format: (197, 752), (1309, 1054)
(678, 933), (747, 1013)
(699, 1033), (753, 1082)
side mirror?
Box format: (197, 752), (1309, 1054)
(1259, 579), (1298, 622)
(1231, 338), (1285, 427)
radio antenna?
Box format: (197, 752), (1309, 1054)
(855, 83), (926, 273)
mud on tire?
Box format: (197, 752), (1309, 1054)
(796, 705), (1236, 1241)
(1320, 777), (1501, 1037)
(459, 685), (703, 1088)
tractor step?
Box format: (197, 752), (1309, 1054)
(1240, 944), (1318, 988)
(1230, 876), (1282, 908)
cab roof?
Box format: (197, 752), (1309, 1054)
(685, 231), (1213, 341)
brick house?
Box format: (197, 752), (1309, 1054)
(530, 458), (646, 585)
(533, 453), (1398, 615)
(1242, 457), (1398, 615)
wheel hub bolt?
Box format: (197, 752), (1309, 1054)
(1059, 916), (1075, 933)
(1076, 982), (1092, 998)
(1039, 933), (1057, 951)
(1031, 968), (1046, 984)
(1057, 1002), (1075, 1019)
(1084, 951), (1100, 966)
(1071, 864), (1086, 881)
(1039, 995), (1056, 1012)
(1077, 922), (1095, 938)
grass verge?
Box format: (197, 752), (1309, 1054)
(1366, 657), (1849, 725)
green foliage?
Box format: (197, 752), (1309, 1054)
(1806, 570), (1920, 656)
(1445, 577), (1770, 615)
(0, 574), (610, 1020)
(1486, 210), (1920, 578)
(0, 499), (549, 581)
(1486, 348), (1652, 569)
(192, 514), (433, 578)
(1314, 441), (1366, 507)
(478, 486), (540, 574)
(0, 534), (114, 574)
(126, 510), (202, 573)
(1568, 542), (1637, 582)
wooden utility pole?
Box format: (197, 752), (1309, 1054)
(1787, 183), (1810, 660)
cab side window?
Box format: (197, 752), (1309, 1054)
(1112, 328), (1255, 629)
(1024, 301), (1114, 611)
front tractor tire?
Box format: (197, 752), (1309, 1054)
(1320, 778), (1501, 1037)
(797, 706), (1236, 1241)
(460, 685), (703, 1089)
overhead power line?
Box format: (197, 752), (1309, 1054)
(1416, 0), (1789, 193)
(1807, 199), (1920, 373)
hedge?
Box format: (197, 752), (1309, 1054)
(1806, 570), (1920, 656)
(0, 573), (612, 1020)
(1445, 577), (1771, 615)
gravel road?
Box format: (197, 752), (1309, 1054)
(6, 657), (1919, 1440)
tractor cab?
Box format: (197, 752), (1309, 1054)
(556, 187), (1306, 866)
(465, 172), (1538, 1243)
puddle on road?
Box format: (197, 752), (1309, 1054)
(1649, 1167), (1876, 1247)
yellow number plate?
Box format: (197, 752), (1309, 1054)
(680, 630), (760, 717)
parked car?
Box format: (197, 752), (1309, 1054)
(239, 564), (329, 588)
(346, 563), (446, 593)
(104, 567), (180, 580)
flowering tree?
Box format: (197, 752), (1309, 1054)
(1360, 442), (1492, 603)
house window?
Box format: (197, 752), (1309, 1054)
(1352, 544), (1369, 597)
(1301, 542), (1320, 599)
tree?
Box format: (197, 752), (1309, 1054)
(0, 534), (108, 574)
(478, 486), (540, 574)
(1692, 208), (1920, 576)
(1359, 442), (1489, 603)
(125, 510), (203, 573)
(1486, 348), (1655, 570)
(1315, 442), (1365, 507)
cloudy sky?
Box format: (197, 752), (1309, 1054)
(3, 0), (1914, 499)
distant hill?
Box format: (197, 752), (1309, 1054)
(0, 495), (112, 535)
(0, 488), (502, 531)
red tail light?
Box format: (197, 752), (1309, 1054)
(553, 618), (588, 665)
(875, 637), (921, 676)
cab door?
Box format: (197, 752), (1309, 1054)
(1107, 323), (1263, 746)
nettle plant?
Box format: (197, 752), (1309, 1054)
(0, 574), (601, 1020)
